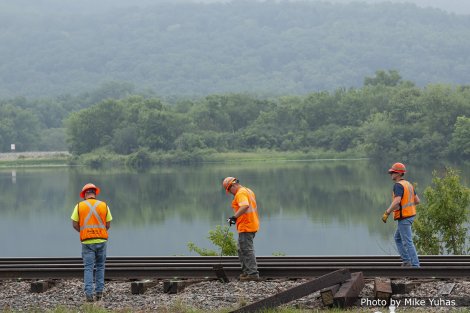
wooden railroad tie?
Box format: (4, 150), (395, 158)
(229, 268), (351, 313)
(30, 279), (56, 293)
(131, 279), (158, 294)
(333, 272), (365, 308)
(320, 284), (340, 307)
(374, 277), (392, 303)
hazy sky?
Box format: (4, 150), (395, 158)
(3, 0), (469, 15)
(137, 0), (470, 15)
(313, 0), (470, 15)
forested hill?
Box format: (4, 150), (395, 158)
(1, 1), (470, 98)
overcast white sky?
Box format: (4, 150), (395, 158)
(182, 0), (470, 15)
(3, 0), (469, 15)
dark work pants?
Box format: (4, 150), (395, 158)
(238, 232), (258, 275)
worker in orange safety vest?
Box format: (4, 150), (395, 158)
(223, 176), (260, 281)
(382, 163), (420, 268)
(71, 183), (112, 302)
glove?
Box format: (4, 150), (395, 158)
(227, 216), (237, 226)
(382, 211), (390, 223)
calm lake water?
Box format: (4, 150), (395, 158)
(1, 160), (468, 257)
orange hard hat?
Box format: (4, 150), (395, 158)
(388, 162), (406, 174)
(80, 183), (101, 198)
(222, 177), (238, 192)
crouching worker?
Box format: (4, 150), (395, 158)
(71, 183), (112, 302)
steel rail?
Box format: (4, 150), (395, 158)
(1, 255), (469, 264)
(0, 261), (470, 269)
(0, 255), (469, 280)
(0, 265), (469, 280)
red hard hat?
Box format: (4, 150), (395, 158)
(222, 177), (238, 192)
(388, 162), (406, 174)
(80, 183), (101, 198)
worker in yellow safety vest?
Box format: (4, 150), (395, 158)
(71, 183), (112, 302)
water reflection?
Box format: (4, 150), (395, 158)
(0, 160), (467, 257)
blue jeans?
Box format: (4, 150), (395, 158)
(394, 217), (420, 267)
(81, 242), (107, 297)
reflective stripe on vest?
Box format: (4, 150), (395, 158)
(79, 199), (108, 241)
(393, 180), (417, 220)
(80, 200), (106, 231)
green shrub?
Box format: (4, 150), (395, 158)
(188, 225), (237, 256)
(414, 167), (470, 255)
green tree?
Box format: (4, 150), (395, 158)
(0, 104), (41, 152)
(111, 125), (139, 154)
(414, 168), (470, 255)
(364, 70), (402, 87)
(448, 116), (470, 160)
(65, 99), (124, 154)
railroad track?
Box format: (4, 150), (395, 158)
(1, 256), (469, 280)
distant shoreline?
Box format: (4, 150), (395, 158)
(0, 151), (71, 167)
(0, 151), (70, 160)
(0, 150), (368, 168)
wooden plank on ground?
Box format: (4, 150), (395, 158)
(131, 279), (158, 294)
(438, 282), (455, 296)
(320, 284), (340, 307)
(333, 272), (365, 308)
(30, 280), (56, 293)
(229, 268), (350, 313)
(374, 277), (392, 301)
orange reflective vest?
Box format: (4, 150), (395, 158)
(232, 187), (259, 233)
(393, 180), (417, 220)
(78, 199), (109, 242)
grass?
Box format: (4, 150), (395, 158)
(0, 149), (367, 169)
(202, 149), (366, 163)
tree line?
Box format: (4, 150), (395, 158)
(62, 71), (468, 164)
(1, 71), (469, 163)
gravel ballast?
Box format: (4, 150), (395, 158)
(1, 278), (470, 312)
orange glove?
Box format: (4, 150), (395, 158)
(382, 211), (390, 223)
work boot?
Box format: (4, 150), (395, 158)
(401, 262), (412, 267)
(239, 273), (249, 279)
(239, 274), (260, 282)
(95, 292), (103, 301)
(85, 294), (94, 302)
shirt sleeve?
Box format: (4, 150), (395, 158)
(393, 183), (404, 197)
(106, 206), (113, 222)
(71, 204), (79, 222)
(235, 192), (250, 207)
